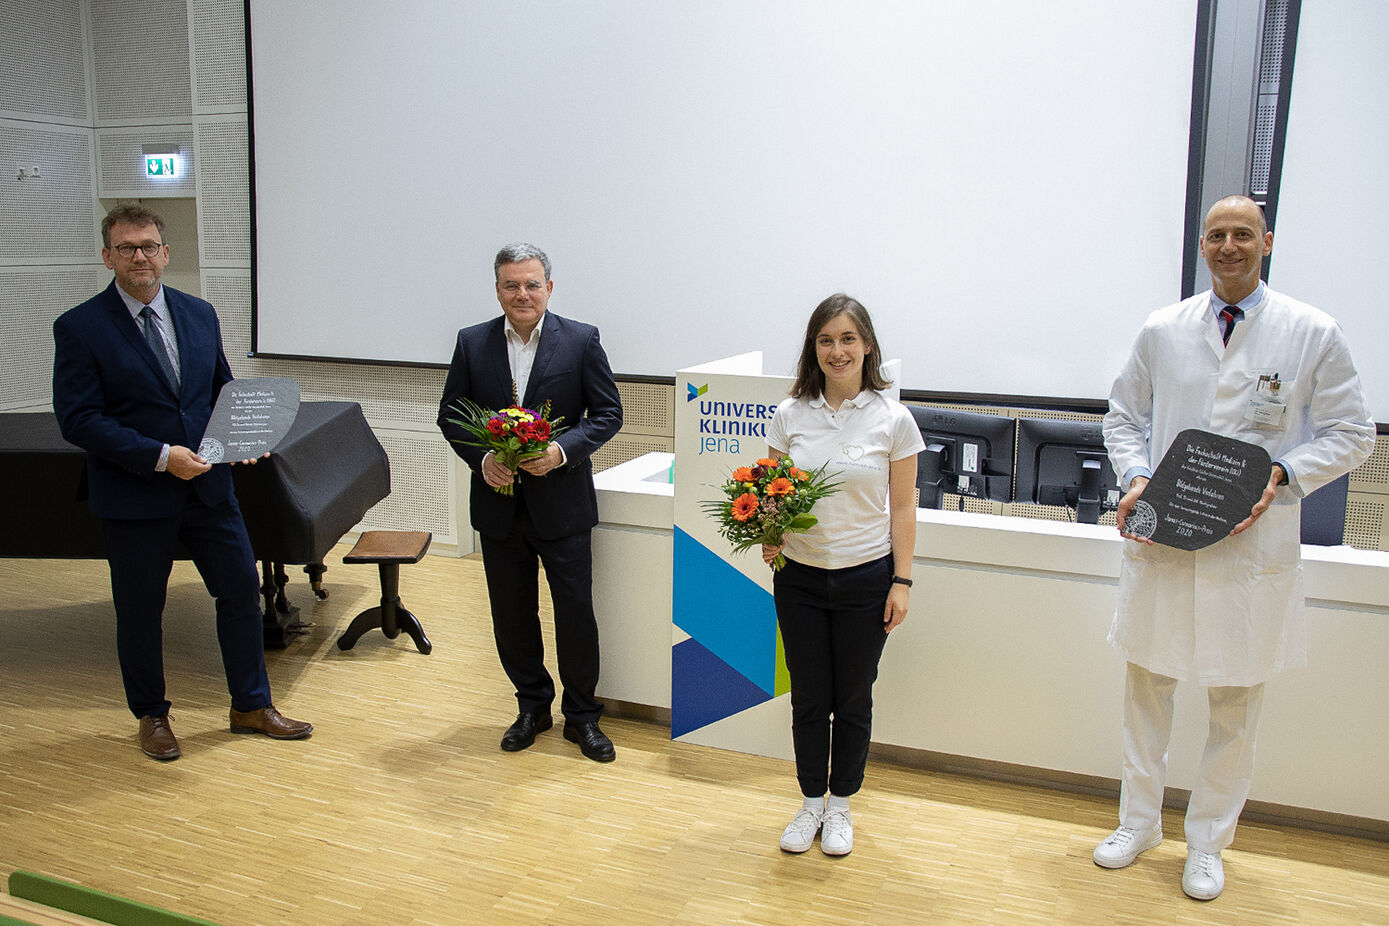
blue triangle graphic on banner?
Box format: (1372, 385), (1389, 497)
(671, 636), (771, 738)
(672, 526), (777, 694)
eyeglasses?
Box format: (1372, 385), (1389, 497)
(499, 280), (546, 294)
(111, 242), (165, 258)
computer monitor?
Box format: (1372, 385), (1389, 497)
(1014, 417), (1120, 524)
(907, 406), (1016, 510)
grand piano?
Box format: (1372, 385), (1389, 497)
(0, 401), (391, 646)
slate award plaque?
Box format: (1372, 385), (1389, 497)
(1124, 429), (1272, 551)
(198, 377), (301, 463)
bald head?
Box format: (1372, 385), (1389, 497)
(1199, 195), (1273, 304)
(1205, 195), (1267, 238)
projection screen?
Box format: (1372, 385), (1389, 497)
(1265, 0), (1389, 422)
(247, 1), (1201, 401)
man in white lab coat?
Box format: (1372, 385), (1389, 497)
(1095, 195), (1374, 900)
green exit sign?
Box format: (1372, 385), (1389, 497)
(145, 155), (179, 178)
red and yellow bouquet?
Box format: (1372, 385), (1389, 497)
(444, 397), (567, 495)
(701, 456), (840, 570)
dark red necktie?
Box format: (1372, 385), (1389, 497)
(1219, 305), (1243, 345)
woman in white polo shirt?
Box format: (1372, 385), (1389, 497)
(763, 293), (923, 856)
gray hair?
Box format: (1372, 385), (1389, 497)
(494, 242), (551, 281)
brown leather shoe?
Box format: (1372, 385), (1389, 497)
(139, 714), (181, 761)
(228, 705), (313, 740)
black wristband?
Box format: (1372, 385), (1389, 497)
(891, 576), (913, 588)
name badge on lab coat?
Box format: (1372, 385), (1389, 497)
(1245, 373), (1287, 427)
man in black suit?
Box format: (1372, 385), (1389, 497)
(438, 243), (623, 762)
(52, 204), (311, 761)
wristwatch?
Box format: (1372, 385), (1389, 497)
(891, 576), (913, 587)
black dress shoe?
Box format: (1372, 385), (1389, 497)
(500, 711), (552, 751)
(563, 720), (615, 762)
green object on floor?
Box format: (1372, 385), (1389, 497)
(6, 871), (222, 926)
(0, 913), (45, 926)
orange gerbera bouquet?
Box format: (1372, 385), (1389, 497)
(700, 456), (840, 570)
(444, 397), (567, 496)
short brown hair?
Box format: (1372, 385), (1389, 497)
(789, 293), (892, 399)
(101, 204), (166, 248)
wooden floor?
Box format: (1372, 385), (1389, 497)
(0, 549), (1385, 926)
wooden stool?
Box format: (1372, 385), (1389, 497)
(337, 530), (433, 655)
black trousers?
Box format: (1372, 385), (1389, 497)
(478, 491), (603, 723)
(773, 553), (893, 798)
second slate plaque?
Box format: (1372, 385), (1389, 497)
(1124, 428), (1272, 551)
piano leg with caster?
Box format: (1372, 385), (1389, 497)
(303, 562), (329, 600)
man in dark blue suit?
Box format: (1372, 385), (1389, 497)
(52, 204), (312, 761)
(438, 243), (623, 762)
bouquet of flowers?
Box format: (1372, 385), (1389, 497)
(701, 456), (841, 570)
(444, 397), (567, 495)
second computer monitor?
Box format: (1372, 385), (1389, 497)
(1013, 417), (1120, 524)
(907, 405), (1016, 510)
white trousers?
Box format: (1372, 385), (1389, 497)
(1118, 661), (1266, 853)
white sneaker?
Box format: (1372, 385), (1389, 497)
(1093, 825), (1162, 869)
(820, 807), (853, 856)
(1182, 847), (1224, 900)
(779, 807), (822, 853)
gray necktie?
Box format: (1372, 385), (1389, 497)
(139, 305), (180, 391)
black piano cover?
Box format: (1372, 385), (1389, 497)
(0, 402), (390, 563)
